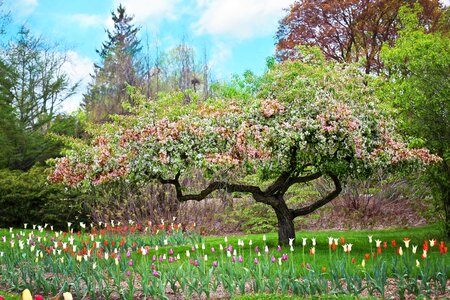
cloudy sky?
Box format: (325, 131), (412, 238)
(2, 0), (449, 112)
(2, 0), (295, 112)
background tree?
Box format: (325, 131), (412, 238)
(0, 26), (79, 170)
(275, 0), (444, 73)
(82, 4), (142, 123)
(380, 7), (450, 236)
(50, 50), (439, 244)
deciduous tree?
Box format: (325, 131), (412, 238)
(275, 0), (444, 73)
(50, 51), (439, 244)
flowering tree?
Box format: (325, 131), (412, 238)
(50, 53), (440, 244)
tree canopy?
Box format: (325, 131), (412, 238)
(50, 51), (439, 244)
(275, 0), (444, 73)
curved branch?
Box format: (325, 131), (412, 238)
(277, 172), (322, 195)
(290, 173), (342, 218)
(159, 173), (263, 202)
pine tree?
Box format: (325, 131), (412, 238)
(83, 5), (142, 123)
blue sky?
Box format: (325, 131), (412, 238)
(2, 0), (295, 112)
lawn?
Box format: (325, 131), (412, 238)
(0, 223), (448, 299)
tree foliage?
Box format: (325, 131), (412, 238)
(275, 0), (444, 73)
(83, 5), (142, 123)
(380, 6), (450, 235)
(50, 51), (439, 244)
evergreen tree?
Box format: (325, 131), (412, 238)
(83, 5), (142, 123)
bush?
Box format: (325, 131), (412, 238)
(0, 166), (88, 229)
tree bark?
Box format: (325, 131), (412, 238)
(273, 199), (295, 245)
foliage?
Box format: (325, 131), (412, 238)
(0, 167), (88, 229)
(275, 0), (445, 73)
(50, 52), (439, 244)
(82, 5), (142, 123)
(379, 6), (450, 236)
(0, 26), (79, 170)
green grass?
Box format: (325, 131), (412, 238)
(233, 294), (376, 300)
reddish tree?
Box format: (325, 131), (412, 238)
(275, 0), (444, 73)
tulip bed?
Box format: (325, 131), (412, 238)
(0, 223), (448, 299)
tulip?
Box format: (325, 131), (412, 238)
(361, 259), (365, 268)
(403, 238), (410, 248)
(310, 247), (315, 255)
(429, 239), (436, 247)
(254, 258), (259, 264)
(397, 247), (403, 256)
(368, 236), (373, 243)
(289, 238), (295, 246)
(311, 237), (316, 246)
(213, 261), (218, 268)
(375, 240), (382, 247)
(302, 237), (307, 246)
(412, 245), (418, 254)
(35, 296), (44, 300)
(328, 237), (333, 246)
(416, 259), (420, 267)
(22, 289), (32, 300)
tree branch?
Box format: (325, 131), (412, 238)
(159, 172), (263, 202)
(290, 173), (342, 218)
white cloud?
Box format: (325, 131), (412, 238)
(4, 0), (38, 17)
(208, 41), (232, 80)
(69, 14), (104, 29)
(61, 51), (93, 112)
(112, 0), (180, 23)
(193, 0), (293, 39)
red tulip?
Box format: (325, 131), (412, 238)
(365, 253), (370, 260)
(391, 240), (396, 247)
(35, 295), (44, 300)
(340, 237), (345, 245)
(0, 295), (4, 300)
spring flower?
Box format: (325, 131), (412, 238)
(249, 240), (253, 246)
(365, 253), (370, 260)
(375, 239), (382, 247)
(204, 254), (208, 261)
(224, 236), (228, 243)
(63, 292), (73, 300)
(397, 247), (403, 256)
(289, 238), (295, 246)
(302, 237), (307, 246)
(219, 244), (223, 251)
(93, 262), (97, 270)
(278, 257), (282, 266)
(213, 261), (218, 267)
(412, 245), (418, 254)
(255, 246), (259, 253)
(328, 237), (333, 246)
(311, 238), (316, 246)
(227, 251), (231, 257)
(422, 250), (427, 259)
(368, 236), (373, 243)
(264, 245), (269, 254)
(403, 238), (410, 248)
(310, 247), (315, 255)
(35, 295), (44, 300)
(263, 234), (266, 241)
(238, 255), (243, 263)
(22, 289), (32, 300)
(416, 259), (420, 267)
(169, 249), (173, 255)
(254, 258), (259, 264)
(361, 259), (366, 268)
(169, 256), (173, 263)
(277, 245), (281, 252)
(211, 247), (215, 253)
(290, 245), (294, 252)
(271, 255), (276, 263)
(202, 243), (206, 250)
(163, 239), (168, 246)
(340, 237), (345, 245)
(24, 224), (28, 229)
(67, 222), (72, 228)
(429, 239), (436, 247)
(128, 259), (133, 266)
(391, 240), (397, 247)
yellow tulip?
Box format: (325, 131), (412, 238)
(63, 292), (73, 300)
(22, 289), (32, 300)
